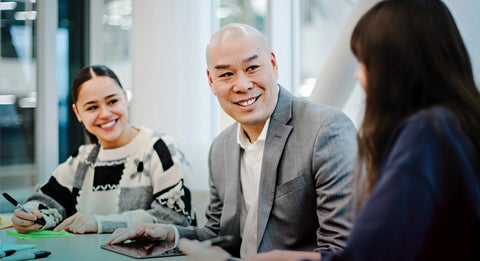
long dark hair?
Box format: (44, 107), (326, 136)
(351, 0), (480, 206)
(71, 65), (124, 144)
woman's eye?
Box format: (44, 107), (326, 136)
(86, 105), (97, 111)
(109, 99), (119, 105)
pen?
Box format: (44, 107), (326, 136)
(2, 193), (46, 226)
(2, 250), (51, 261)
(200, 235), (234, 247)
(0, 249), (16, 258)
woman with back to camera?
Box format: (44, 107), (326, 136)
(321, 0), (480, 259)
(178, 0), (480, 260)
(11, 65), (196, 234)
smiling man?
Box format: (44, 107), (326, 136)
(108, 23), (358, 259)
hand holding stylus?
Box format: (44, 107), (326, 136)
(3, 193), (46, 234)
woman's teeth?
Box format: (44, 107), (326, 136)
(101, 120), (115, 128)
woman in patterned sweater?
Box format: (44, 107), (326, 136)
(11, 65), (196, 234)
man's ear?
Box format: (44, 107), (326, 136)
(206, 69), (217, 95)
(270, 52), (279, 78)
(72, 104), (82, 122)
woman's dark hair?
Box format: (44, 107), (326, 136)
(71, 65), (124, 144)
(351, 0), (480, 207)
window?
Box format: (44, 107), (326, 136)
(297, 0), (354, 97)
(0, 0), (37, 211)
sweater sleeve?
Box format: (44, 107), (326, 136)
(323, 108), (480, 261)
(322, 117), (439, 261)
(148, 135), (196, 225)
(23, 147), (88, 229)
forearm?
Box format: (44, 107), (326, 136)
(314, 111), (357, 250)
(175, 224), (218, 241)
(95, 209), (154, 233)
(23, 193), (65, 229)
(315, 174), (354, 251)
(148, 205), (191, 226)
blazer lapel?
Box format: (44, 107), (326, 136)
(257, 86), (293, 247)
(221, 126), (242, 237)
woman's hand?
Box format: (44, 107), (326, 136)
(54, 212), (98, 234)
(11, 208), (44, 234)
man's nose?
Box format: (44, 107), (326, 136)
(232, 72), (253, 92)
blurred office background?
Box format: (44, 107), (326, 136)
(1, 0), (479, 212)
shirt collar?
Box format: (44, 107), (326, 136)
(236, 84), (278, 148)
(237, 117), (271, 149)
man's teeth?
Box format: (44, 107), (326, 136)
(238, 98), (256, 106)
(101, 121), (115, 128)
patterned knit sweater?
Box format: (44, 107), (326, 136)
(24, 127), (196, 233)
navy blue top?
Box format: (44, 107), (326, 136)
(322, 106), (480, 261)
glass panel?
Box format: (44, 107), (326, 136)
(216, 0), (268, 32)
(297, 0), (354, 97)
(100, 0), (131, 90)
(0, 0), (37, 210)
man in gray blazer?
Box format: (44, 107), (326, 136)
(107, 23), (357, 260)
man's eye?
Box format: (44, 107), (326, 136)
(246, 65), (260, 72)
(218, 72), (233, 78)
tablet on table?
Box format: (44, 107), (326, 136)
(100, 240), (183, 259)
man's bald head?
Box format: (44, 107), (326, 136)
(206, 23), (270, 66)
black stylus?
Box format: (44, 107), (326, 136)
(2, 250), (51, 261)
(2, 193), (46, 226)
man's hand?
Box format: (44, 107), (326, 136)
(106, 223), (175, 245)
(246, 250), (321, 261)
(54, 212), (98, 234)
(178, 238), (232, 261)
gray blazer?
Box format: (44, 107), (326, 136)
(177, 86), (357, 256)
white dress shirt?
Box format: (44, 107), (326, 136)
(237, 118), (270, 258)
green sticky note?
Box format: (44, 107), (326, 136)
(7, 229), (73, 239)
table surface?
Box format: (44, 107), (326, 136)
(0, 228), (187, 261)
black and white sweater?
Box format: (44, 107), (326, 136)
(24, 127), (196, 233)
